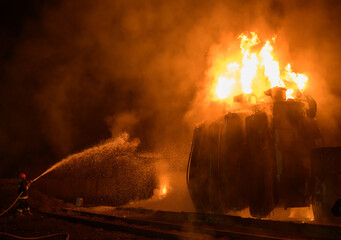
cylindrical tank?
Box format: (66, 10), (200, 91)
(219, 113), (249, 212)
(273, 100), (312, 208)
(187, 124), (212, 212)
(246, 111), (275, 218)
(187, 113), (251, 214)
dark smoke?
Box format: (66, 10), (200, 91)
(1, 0), (341, 176)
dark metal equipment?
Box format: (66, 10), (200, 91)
(187, 88), (340, 222)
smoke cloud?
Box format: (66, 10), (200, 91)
(1, 0), (341, 176)
(105, 112), (139, 138)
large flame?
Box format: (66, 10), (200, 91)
(213, 32), (308, 101)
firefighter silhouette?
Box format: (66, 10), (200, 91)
(17, 173), (32, 215)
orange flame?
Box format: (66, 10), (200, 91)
(161, 185), (167, 195)
(260, 41), (284, 89)
(286, 89), (294, 100)
(284, 64), (308, 90)
(213, 32), (308, 101)
(239, 32), (260, 94)
(215, 77), (236, 99)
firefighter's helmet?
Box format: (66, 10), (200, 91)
(19, 173), (26, 180)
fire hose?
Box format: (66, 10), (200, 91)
(0, 179), (36, 217)
(0, 178), (70, 240)
(0, 173), (47, 217)
(0, 232), (69, 240)
(0, 192), (23, 217)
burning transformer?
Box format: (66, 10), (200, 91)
(187, 88), (341, 222)
(187, 33), (341, 222)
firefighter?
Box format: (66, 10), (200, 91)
(17, 173), (32, 215)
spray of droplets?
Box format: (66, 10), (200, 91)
(33, 132), (140, 182)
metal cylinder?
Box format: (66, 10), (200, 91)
(76, 198), (83, 207)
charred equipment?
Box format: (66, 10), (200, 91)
(187, 87), (341, 223)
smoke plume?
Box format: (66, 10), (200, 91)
(1, 0), (341, 176)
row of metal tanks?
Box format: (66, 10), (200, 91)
(187, 89), (341, 224)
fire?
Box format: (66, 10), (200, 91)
(284, 64), (308, 90)
(214, 62), (239, 99)
(213, 32), (308, 101)
(286, 89), (294, 100)
(157, 184), (167, 199)
(158, 174), (168, 199)
(161, 185), (167, 195)
(260, 41), (284, 89)
(215, 77), (236, 99)
(240, 51), (258, 94)
(239, 32), (259, 94)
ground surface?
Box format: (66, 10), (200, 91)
(0, 179), (151, 239)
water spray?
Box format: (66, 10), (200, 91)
(0, 132), (140, 217)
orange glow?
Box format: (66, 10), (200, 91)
(240, 52), (258, 94)
(212, 32), (309, 102)
(215, 77), (236, 99)
(284, 64), (308, 90)
(286, 89), (294, 99)
(161, 185), (167, 195)
(260, 41), (284, 88)
(289, 205), (314, 221)
(239, 33), (259, 94)
(215, 62), (239, 100)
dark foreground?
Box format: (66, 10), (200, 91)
(2, 178), (341, 240)
(1, 214), (149, 239)
(0, 179), (149, 239)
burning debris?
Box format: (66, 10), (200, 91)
(123, 146), (195, 212)
(126, 170), (195, 212)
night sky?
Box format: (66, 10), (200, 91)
(1, 0), (341, 177)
